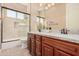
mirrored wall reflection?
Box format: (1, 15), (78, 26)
(36, 16), (45, 32)
(2, 8), (30, 42)
(30, 3), (66, 33)
(30, 15), (45, 32)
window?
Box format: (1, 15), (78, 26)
(7, 9), (16, 18)
(17, 12), (24, 19)
(6, 9), (29, 20)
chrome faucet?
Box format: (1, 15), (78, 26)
(61, 28), (69, 34)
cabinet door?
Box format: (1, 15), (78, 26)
(54, 48), (71, 56)
(36, 41), (42, 56)
(27, 34), (31, 52)
(42, 44), (53, 56)
(30, 35), (36, 56)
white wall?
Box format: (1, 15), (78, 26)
(1, 3), (27, 13)
(66, 3), (79, 34)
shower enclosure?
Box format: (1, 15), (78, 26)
(1, 7), (30, 43)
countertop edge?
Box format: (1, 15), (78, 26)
(28, 32), (79, 44)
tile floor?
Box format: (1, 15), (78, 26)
(0, 46), (31, 56)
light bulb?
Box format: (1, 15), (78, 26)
(48, 4), (51, 7)
(40, 3), (42, 7)
(51, 3), (55, 5)
(45, 7), (48, 10)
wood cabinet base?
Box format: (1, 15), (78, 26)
(27, 33), (79, 56)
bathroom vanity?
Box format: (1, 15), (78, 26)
(27, 32), (79, 56)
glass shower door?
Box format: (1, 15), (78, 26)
(15, 12), (30, 40)
(2, 8), (30, 42)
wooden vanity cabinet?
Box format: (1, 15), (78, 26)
(27, 33), (79, 56)
(27, 33), (42, 56)
(42, 36), (79, 56)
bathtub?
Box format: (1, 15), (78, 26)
(2, 37), (27, 49)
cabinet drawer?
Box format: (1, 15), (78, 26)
(42, 36), (54, 46)
(42, 36), (79, 55)
(36, 35), (41, 41)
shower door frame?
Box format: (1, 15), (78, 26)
(1, 7), (31, 43)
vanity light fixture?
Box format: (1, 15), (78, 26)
(45, 6), (48, 10)
(51, 3), (55, 6)
(40, 3), (42, 7)
(48, 4), (51, 7)
(39, 3), (55, 11)
(45, 3), (55, 10)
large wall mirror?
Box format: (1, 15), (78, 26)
(30, 3), (79, 34)
(30, 3), (66, 33)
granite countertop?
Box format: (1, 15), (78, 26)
(28, 32), (79, 44)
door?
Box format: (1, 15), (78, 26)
(42, 43), (53, 56)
